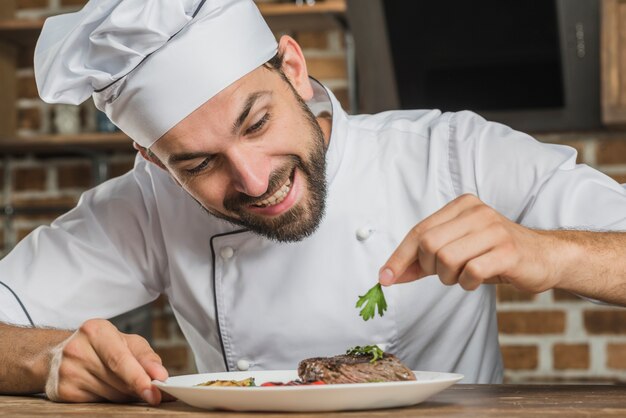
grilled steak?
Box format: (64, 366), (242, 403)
(298, 353), (416, 384)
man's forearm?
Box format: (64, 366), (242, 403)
(0, 322), (71, 394)
(549, 230), (626, 306)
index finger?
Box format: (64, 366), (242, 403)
(379, 194), (481, 285)
(125, 334), (169, 382)
(124, 334), (169, 404)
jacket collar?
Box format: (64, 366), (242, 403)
(306, 77), (349, 186)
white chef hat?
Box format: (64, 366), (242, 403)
(34, 0), (278, 148)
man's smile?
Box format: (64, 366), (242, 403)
(252, 177), (292, 207)
(248, 168), (300, 216)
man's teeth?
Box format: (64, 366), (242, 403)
(254, 178), (292, 207)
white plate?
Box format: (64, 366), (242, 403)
(153, 370), (463, 412)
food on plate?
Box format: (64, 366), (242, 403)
(196, 377), (256, 387)
(195, 346), (414, 387)
(260, 380), (325, 386)
(356, 283), (388, 321)
(346, 344), (385, 363)
(298, 345), (415, 384)
(195, 376), (325, 387)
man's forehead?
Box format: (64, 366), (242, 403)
(214, 66), (270, 107)
(155, 68), (276, 150)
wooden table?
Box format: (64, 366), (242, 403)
(2, 384), (626, 417)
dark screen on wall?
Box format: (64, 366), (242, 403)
(383, 0), (564, 111)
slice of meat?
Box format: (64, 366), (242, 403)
(297, 353), (416, 384)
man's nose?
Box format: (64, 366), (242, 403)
(227, 148), (271, 197)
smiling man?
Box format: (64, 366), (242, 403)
(1, 0), (626, 407)
(143, 49), (330, 242)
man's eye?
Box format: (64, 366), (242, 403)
(246, 113), (270, 135)
(186, 157), (214, 175)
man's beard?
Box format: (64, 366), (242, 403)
(203, 92), (328, 243)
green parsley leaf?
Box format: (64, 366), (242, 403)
(346, 345), (385, 363)
(355, 283), (388, 321)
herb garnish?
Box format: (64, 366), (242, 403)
(346, 345), (385, 363)
(356, 283), (388, 321)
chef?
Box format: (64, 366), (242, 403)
(1, 0), (625, 406)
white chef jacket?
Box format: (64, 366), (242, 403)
(1, 81), (625, 384)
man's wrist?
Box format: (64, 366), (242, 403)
(17, 328), (72, 393)
(542, 230), (587, 292)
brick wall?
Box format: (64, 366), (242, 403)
(498, 287), (626, 384)
(4, 0), (626, 381)
(1, 155), (136, 248)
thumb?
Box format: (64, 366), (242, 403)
(379, 259), (427, 286)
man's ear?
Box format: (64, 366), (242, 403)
(133, 142), (167, 171)
(277, 35), (313, 101)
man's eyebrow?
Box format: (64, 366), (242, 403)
(168, 151), (211, 165)
(232, 91), (271, 135)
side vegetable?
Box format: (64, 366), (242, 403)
(346, 345), (385, 363)
(196, 377), (256, 387)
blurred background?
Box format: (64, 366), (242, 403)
(1, 0), (626, 384)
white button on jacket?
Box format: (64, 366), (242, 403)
(220, 247), (234, 260)
(1, 83), (625, 383)
(237, 359), (250, 371)
(355, 227), (371, 241)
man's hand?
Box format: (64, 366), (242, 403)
(45, 319), (168, 405)
(379, 194), (564, 293)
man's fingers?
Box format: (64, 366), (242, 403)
(381, 194), (483, 284)
(458, 247), (512, 290)
(81, 321), (156, 405)
(125, 334), (169, 382)
(47, 331), (133, 404)
(50, 363), (147, 405)
(416, 209), (490, 277)
(380, 214), (460, 284)
(124, 334), (169, 405)
(50, 385), (104, 403)
(65, 336), (143, 401)
(47, 320), (166, 405)
(91, 357), (149, 401)
(143, 361), (168, 382)
(78, 372), (137, 403)
(382, 260), (425, 285)
(435, 224), (507, 286)
(379, 239), (418, 285)
(145, 385), (164, 405)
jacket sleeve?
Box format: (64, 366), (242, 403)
(0, 156), (167, 328)
(447, 110), (626, 231)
